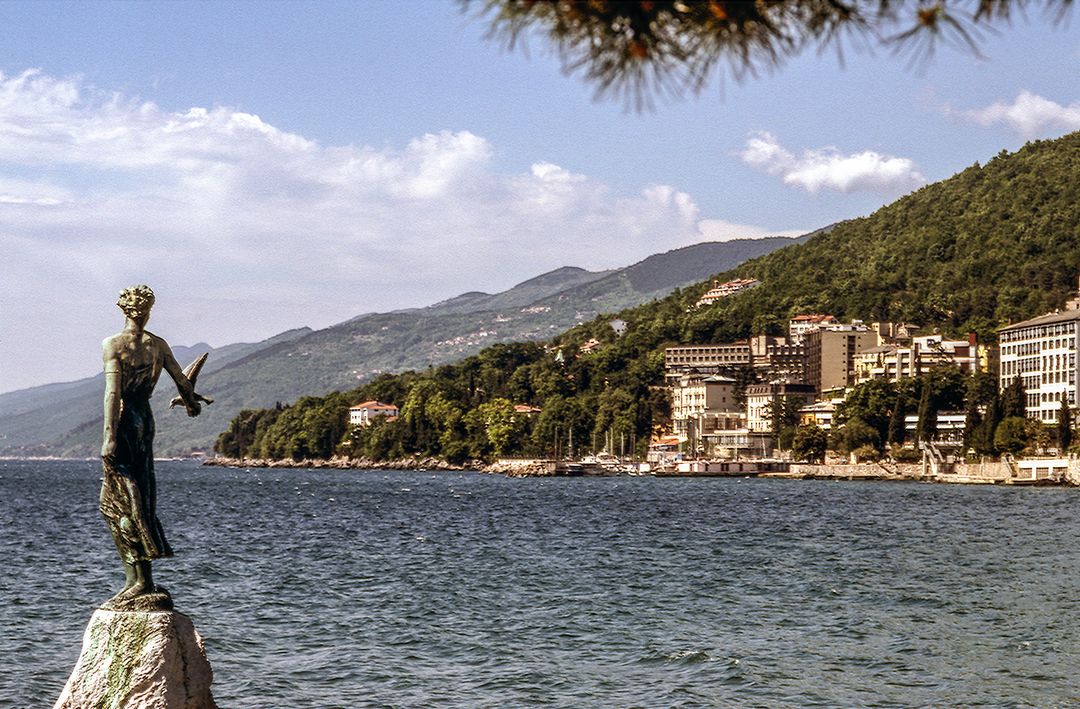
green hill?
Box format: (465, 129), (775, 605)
(216, 132), (1080, 463)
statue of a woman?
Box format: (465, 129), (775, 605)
(100, 285), (205, 610)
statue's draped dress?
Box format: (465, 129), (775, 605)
(99, 360), (173, 563)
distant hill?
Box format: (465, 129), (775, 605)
(0, 329), (312, 457)
(0, 236), (802, 456)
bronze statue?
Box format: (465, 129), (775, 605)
(100, 285), (210, 611)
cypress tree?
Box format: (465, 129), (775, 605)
(1001, 377), (1027, 419)
(887, 392), (907, 445)
(976, 388), (1002, 455)
(1058, 394), (1073, 452)
(963, 399), (983, 453)
(915, 381), (937, 443)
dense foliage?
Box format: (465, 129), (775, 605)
(218, 132), (1080, 463)
(467, 0), (1068, 108)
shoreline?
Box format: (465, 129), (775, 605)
(199, 456), (1077, 485)
(200, 455), (482, 472)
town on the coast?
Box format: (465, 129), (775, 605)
(214, 274), (1080, 486)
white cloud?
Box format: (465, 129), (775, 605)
(698, 219), (807, 242)
(0, 69), (796, 391)
(740, 131), (926, 194)
(957, 90), (1080, 139)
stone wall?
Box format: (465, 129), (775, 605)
(787, 463), (923, 479)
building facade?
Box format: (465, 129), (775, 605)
(664, 343), (752, 380)
(804, 326), (877, 392)
(745, 382), (817, 433)
(999, 309), (1080, 423)
(671, 374), (741, 434)
(349, 401), (399, 426)
(749, 334), (807, 383)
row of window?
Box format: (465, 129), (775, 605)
(1027, 390), (1077, 406)
(1002, 338), (1076, 356)
(1001, 322), (1078, 342)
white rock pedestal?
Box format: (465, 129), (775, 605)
(54, 609), (217, 709)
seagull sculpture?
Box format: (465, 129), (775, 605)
(169, 353), (214, 409)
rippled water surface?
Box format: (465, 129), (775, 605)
(4, 459), (1080, 707)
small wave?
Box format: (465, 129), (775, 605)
(641, 648), (717, 665)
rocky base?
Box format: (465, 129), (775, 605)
(102, 586), (174, 613)
(54, 609), (216, 709)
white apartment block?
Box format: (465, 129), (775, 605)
(999, 310), (1080, 423)
(671, 373), (740, 434)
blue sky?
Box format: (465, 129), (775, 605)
(2, 1), (1079, 392)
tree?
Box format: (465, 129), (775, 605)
(887, 391), (908, 446)
(732, 364), (758, 407)
(962, 397), (982, 454)
(915, 380), (937, 443)
(1057, 394), (1073, 452)
(763, 394), (803, 438)
(468, 0), (1069, 108)
(831, 417), (880, 457)
(836, 378), (896, 444)
(1026, 418), (1052, 455)
(792, 424), (827, 463)
(1001, 376), (1027, 419)
(465, 397), (530, 458)
(963, 371), (999, 455)
(994, 416), (1028, 456)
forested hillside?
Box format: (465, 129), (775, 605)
(217, 133), (1080, 464)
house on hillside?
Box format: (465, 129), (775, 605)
(788, 314), (838, 344)
(579, 338), (602, 354)
(695, 278), (760, 306)
(349, 401), (399, 426)
(798, 399), (841, 430)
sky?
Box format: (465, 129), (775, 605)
(2, 1), (1079, 393)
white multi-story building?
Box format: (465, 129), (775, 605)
(999, 309), (1080, 423)
(671, 373), (740, 434)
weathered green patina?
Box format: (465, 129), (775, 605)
(99, 285), (210, 610)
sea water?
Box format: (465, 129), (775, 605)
(3, 459), (1080, 707)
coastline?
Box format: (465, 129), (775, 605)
(200, 455), (481, 472)
(199, 456), (1079, 485)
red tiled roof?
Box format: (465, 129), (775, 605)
(351, 401), (397, 410)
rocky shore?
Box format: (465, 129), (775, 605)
(201, 455), (483, 471)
